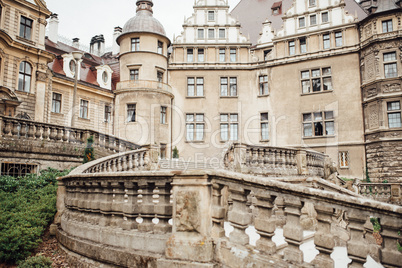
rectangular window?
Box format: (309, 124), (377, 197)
(220, 77), (237, 97)
(384, 52), (397, 78)
(198, 49), (204, 62)
(131, 38), (140, 51)
(335, 31), (343, 47)
(299, 17), (305, 28)
(261, 112), (269, 140)
(339, 152), (349, 168)
(127, 104), (136, 122)
(1, 162), (37, 177)
(160, 106), (167, 124)
(51, 93), (61, 113)
(310, 15), (317, 25)
(230, 48), (236, 62)
(323, 33), (330, 49)
(309, 0), (316, 6)
(219, 48), (226, 62)
(301, 67), (332, 93)
(198, 29), (204, 39)
(130, 69), (139, 80)
(187, 48), (194, 62)
(382, 19), (393, 33)
(157, 41), (163, 54)
(300, 37), (307, 54)
(259, 75), (268, 95)
(387, 101), (401, 128)
(186, 113), (204, 141)
(105, 105), (111, 123)
(219, 29), (225, 39)
(187, 77), (204, 97)
(19, 16), (33, 39)
(289, 41), (295, 56)
(79, 100), (88, 119)
(208, 29), (215, 39)
(208, 11), (215, 21)
(220, 113), (238, 141)
(157, 71), (163, 83)
(322, 12), (329, 23)
(303, 111), (334, 137)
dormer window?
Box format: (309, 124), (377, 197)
(69, 60), (76, 73)
(271, 2), (282, 15)
(102, 72), (108, 84)
(208, 11), (215, 21)
(95, 65), (113, 90)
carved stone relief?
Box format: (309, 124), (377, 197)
(175, 191), (201, 233)
(364, 24), (372, 39)
(369, 104), (379, 129)
(365, 54), (375, 80)
(36, 71), (48, 82)
(367, 88), (377, 98)
(383, 83), (401, 93)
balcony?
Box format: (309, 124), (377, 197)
(116, 80), (173, 94)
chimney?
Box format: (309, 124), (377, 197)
(48, 13), (59, 43)
(90, 35), (105, 56)
(113, 27), (122, 55)
(72, 38), (80, 49)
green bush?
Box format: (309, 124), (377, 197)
(83, 136), (95, 163)
(17, 255), (52, 268)
(0, 168), (71, 264)
(172, 146), (179, 159)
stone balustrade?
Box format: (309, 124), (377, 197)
(0, 115), (139, 156)
(116, 79), (173, 93)
(224, 142), (326, 177)
(359, 182), (402, 205)
(56, 161), (402, 267)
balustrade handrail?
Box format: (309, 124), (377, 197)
(116, 79), (173, 93)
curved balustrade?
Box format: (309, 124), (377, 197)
(359, 182), (402, 205)
(224, 143), (325, 177)
(56, 165), (402, 267)
(116, 80), (173, 94)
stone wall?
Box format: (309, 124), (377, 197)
(366, 140), (402, 183)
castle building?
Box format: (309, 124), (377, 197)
(0, 0), (401, 182)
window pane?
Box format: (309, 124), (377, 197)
(196, 78), (204, 96)
(323, 77), (332, 91)
(312, 69), (320, 77)
(219, 29), (225, 38)
(195, 124), (204, 140)
(24, 76), (31, 92)
(25, 62), (32, 74)
(301, 71), (310, 79)
(230, 78), (237, 96)
(314, 122), (323, 136)
(187, 78), (195, 96)
(322, 12), (328, 23)
(302, 80), (310, 93)
(208, 29), (214, 38)
(383, 52), (396, 62)
(187, 124), (194, 141)
(230, 114), (238, 122)
(303, 113), (312, 122)
(186, 114), (194, 122)
(325, 121), (335, 135)
(335, 32), (342, 47)
(387, 101), (400, 111)
(325, 111), (334, 119)
(221, 124), (228, 141)
(314, 112), (323, 120)
(310, 15), (316, 25)
(388, 113), (401, 128)
(384, 63), (397, 78)
(289, 41), (295, 55)
(304, 123), (312, 137)
(230, 124), (238, 140)
(323, 34), (330, 49)
(299, 17), (305, 27)
(261, 112), (268, 121)
(261, 123), (269, 140)
(322, 67), (331, 76)
(198, 29), (204, 39)
(221, 114), (228, 122)
(312, 78), (321, 92)
(220, 78), (228, 96)
(198, 49), (204, 62)
(300, 38), (307, 53)
(196, 114), (204, 122)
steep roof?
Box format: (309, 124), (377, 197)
(231, 0), (368, 45)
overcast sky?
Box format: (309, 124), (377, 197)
(45, 0), (241, 48)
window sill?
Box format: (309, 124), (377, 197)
(260, 140), (270, 143)
(51, 112), (63, 116)
(186, 96), (205, 99)
(303, 135), (336, 140)
(185, 140), (205, 144)
(16, 36), (36, 46)
(78, 117), (90, 121)
(301, 90), (333, 96)
(15, 90), (34, 95)
(220, 96), (238, 99)
(339, 167), (349, 169)
(258, 94), (270, 98)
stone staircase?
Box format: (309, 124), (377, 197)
(157, 159), (219, 171)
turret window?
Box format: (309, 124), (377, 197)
(130, 69), (139, 80)
(157, 41), (163, 54)
(127, 104), (136, 122)
(382, 20), (393, 33)
(384, 52), (397, 78)
(131, 38), (140, 51)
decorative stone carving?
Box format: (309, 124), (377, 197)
(364, 24), (372, 39)
(36, 71), (48, 82)
(367, 88), (377, 98)
(369, 104), (379, 129)
(175, 191), (201, 233)
(365, 54), (375, 80)
(383, 83), (401, 93)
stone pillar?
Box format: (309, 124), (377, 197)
(283, 197), (304, 264)
(311, 205), (335, 267)
(228, 187), (252, 245)
(380, 215), (402, 267)
(255, 191), (276, 254)
(165, 173), (214, 263)
(347, 209), (369, 267)
(296, 150), (308, 175)
(50, 178), (66, 235)
(211, 183), (225, 238)
(233, 143), (247, 173)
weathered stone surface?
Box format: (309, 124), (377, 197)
(165, 233), (214, 262)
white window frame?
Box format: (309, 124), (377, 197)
(220, 113), (238, 141)
(303, 111), (335, 137)
(387, 101), (401, 128)
(301, 67), (332, 94)
(79, 99), (89, 119)
(187, 77), (204, 97)
(186, 113), (204, 141)
(261, 112), (269, 141)
(51, 92), (62, 113)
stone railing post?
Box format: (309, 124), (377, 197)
(233, 143), (247, 173)
(380, 215), (402, 267)
(347, 209), (370, 267)
(122, 181), (139, 231)
(165, 174), (214, 263)
(254, 191), (276, 254)
(311, 205), (335, 267)
(50, 179), (67, 235)
(296, 150), (308, 175)
(154, 181), (172, 234)
(227, 187), (252, 246)
(283, 197), (304, 264)
(211, 183), (225, 239)
(137, 181), (155, 232)
(143, 144), (159, 170)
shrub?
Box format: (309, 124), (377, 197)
(17, 255), (52, 268)
(172, 146), (179, 159)
(83, 136), (95, 163)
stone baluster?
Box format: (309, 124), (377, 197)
(154, 181), (173, 234)
(211, 183), (225, 238)
(134, 152), (140, 170)
(110, 182), (125, 228)
(111, 158), (118, 172)
(11, 121), (19, 138)
(254, 191), (277, 254)
(99, 181), (113, 227)
(69, 130), (76, 143)
(49, 126), (57, 141)
(115, 138), (120, 152)
(347, 209), (370, 267)
(263, 149), (270, 170)
(62, 129), (69, 143)
(128, 153), (134, 171)
(143, 151), (149, 169)
(311, 205), (335, 267)
(274, 196), (286, 227)
(122, 155), (128, 171)
(245, 148), (251, 166)
(251, 148), (258, 167)
(27, 122), (34, 139)
(56, 127), (63, 141)
(104, 135), (110, 150)
(283, 197), (304, 264)
(228, 187), (252, 245)
(138, 181), (155, 232)
(117, 157), (123, 172)
(19, 122), (27, 138)
(122, 181), (139, 230)
(40, 125), (48, 141)
(3, 119), (11, 136)
(258, 148), (264, 169)
(107, 160), (113, 173)
(380, 214), (402, 267)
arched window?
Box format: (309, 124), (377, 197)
(18, 61), (32, 92)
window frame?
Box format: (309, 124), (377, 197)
(219, 48), (226, 62)
(104, 105), (111, 123)
(198, 29), (204, 39)
(261, 112), (269, 141)
(18, 61), (32, 92)
(220, 113), (239, 141)
(79, 99), (89, 119)
(51, 92), (62, 113)
(309, 0), (316, 6)
(383, 52), (397, 78)
(289, 40), (295, 56)
(157, 41), (163, 54)
(382, 19), (393, 33)
(299, 17), (306, 28)
(187, 48), (194, 62)
(387, 101), (401, 128)
(303, 111), (335, 138)
(208, 11), (215, 21)
(301, 67), (333, 94)
(323, 33), (330, 49)
(127, 103), (136, 123)
(157, 71), (163, 83)
(310, 14), (317, 26)
(259, 75), (269, 96)
(19, 16), (33, 40)
(322, 12), (329, 23)
(187, 77), (204, 97)
(219, 28), (226, 39)
(300, 37), (307, 54)
(230, 48), (236, 62)
(130, 69), (139, 81)
(186, 113), (205, 142)
(198, 48), (205, 62)
(160, 106), (167, 124)
(131, 38), (140, 52)
(220, 77), (237, 97)
(335, 31), (343, 47)
(208, 29), (215, 39)
(339, 151), (349, 169)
